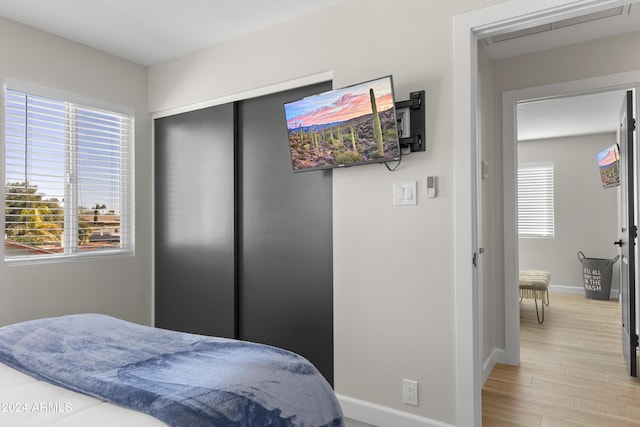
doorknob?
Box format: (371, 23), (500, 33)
(614, 240), (623, 246)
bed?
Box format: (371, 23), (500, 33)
(519, 268), (550, 324)
(0, 313), (344, 427)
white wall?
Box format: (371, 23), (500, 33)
(493, 31), (640, 93)
(149, 0), (506, 425)
(518, 133), (619, 292)
(0, 18), (152, 327)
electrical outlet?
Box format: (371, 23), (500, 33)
(403, 379), (419, 406)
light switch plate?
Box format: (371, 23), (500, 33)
(394, 181), (417, 206)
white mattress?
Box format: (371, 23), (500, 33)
(0, 362), (166, 427)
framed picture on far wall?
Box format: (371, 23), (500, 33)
(596, 143), (620, 189)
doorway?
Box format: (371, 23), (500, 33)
(502, 77), (640, 366)
(453, 1), (640, 425)
(512, 88), (627, 355)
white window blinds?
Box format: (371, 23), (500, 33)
(517, 163), (555, 239)
(4, 84), (134, 261)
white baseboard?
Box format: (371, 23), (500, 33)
(548, 284), (583, 295)
(336, 394), (455, 427)
(549, 284), (618, 300)
(482, 347), (505, 386)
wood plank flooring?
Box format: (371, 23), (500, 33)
(482, 292), (640, 426)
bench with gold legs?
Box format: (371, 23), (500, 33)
(519, 269), (550, 324)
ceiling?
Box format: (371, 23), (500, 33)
(1, 1), (638, 140)
(0, 0), (346, 67)
(484, 3), (640, 141)
(0, 1), (635, 67)
(483, 4), (640, 60)
(517, 90), (627, 141)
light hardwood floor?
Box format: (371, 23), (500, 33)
(482, 292), (640, 426)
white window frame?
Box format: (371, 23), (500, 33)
(3, 80), (135, 263)
(517, 162), (555, 239)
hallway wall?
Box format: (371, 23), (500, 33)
(518, 132), (619, 293)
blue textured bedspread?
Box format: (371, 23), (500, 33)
(0, 314), (344, 427)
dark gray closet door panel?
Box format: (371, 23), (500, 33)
(154, 104), (235, 338)
(238, 81), (334, 383)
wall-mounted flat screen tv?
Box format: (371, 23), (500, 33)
(597, 143), (620, 188)
(284, 75), (401, 172)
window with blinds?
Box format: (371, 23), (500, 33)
(517, 163), (555, 239)
(4, 83), (134, 261)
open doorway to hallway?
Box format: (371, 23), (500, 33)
(483, 91), (636, 427)
(516, 90), (624, 308)
(501, 78), (639, 368)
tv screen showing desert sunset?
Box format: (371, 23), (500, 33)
(284, 76), (400, 171)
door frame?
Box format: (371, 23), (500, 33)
(453, 1), (640, 425)
(502, 73), (640, 366)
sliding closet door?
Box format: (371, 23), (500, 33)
(237, 82), (334, 383)
(154, 104), (235, 338)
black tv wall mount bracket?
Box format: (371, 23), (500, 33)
(395, 90), (426, 152)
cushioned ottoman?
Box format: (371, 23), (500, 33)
(519, 268), (550, 324)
